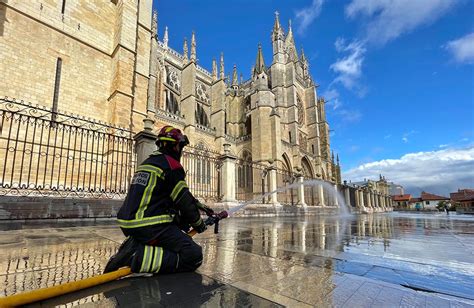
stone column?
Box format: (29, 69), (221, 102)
(344, 186), (351, 208)
(268, 166), (281, 206)
(219, 144), (237, 203)
(318, 184), (325, 206)
(353, 189), (359, 208)
(333, 184), (339, 207)
(133, 118), (157, 165)
(319, 218), (326, 249)
(295, 174), (306, 207)
(366, 191), (372, 208)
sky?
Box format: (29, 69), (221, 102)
(154, 0), (474, 196)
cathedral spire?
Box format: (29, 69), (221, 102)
(152, 10), (158, 36)
(190, 31), (196, 62)
(301, 47), (309, 77)
(183, 37), (188, 62)
(163, 26), (169, 48)
(273, 11), (281, 32)
(232, 64), (238, 86)
(219, 52), (225, 79)
(272, 11), (284, 42)
(285, 20), (298, 61)
(212, 58), (217, 81)
(254, 43), (266, 75)
(300, 47), (307, 63)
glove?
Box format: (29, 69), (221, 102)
(191, 217), (207, 234)
(196, 201), (214, 217)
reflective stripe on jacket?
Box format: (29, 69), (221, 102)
(117, 151), (200, 230)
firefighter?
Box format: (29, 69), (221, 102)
(104, 125), (214, 274)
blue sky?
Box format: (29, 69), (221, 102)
(154, 0), (474, 196)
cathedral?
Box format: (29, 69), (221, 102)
(150, 12), (341, 185)
(0, 0), (359, 209)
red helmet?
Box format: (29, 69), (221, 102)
(157, 125), (189, 147)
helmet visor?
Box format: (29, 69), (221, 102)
(180, 135), (190, 147)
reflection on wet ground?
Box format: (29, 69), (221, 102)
(1, 212), (474, 307)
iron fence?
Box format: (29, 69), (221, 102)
(276, 168), (295, 205)
(0, 97), (134, 198)
(181, 146), (221, 202)
(235, 159), (269, 203)
(304, 182), (319, 206)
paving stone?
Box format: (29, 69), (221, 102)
(0, 213), (473, 307)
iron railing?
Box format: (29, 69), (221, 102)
(304, 183), (319, 206)
(181, 146), (221, 202)
(276, 168), (295, 205)
(0, 97), (134, 198)
(235, 159), (269, 203)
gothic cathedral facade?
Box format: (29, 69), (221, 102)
(152, 13), (341, 184)
(0, 1), (341, 186)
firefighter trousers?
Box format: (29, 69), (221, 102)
(130, 224), (203, 274)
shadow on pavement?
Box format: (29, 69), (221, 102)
(30, 272), (281, 307)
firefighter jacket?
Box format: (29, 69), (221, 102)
(117, 151), (203, 233)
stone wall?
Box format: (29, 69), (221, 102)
(0, 0), (153, 129)
(0, 2), (114, 120)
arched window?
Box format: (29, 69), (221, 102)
(238, 151), (253, 190)
(165, 89), (180, 115)
(195, 104), (209, 127)
(195, 143), (210, 184)
(301, 158), (312, 178)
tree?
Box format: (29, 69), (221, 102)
(436, 200), (450, 211)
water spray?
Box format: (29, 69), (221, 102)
(227, 179), (352, 216)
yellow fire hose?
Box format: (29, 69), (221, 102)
(0, 233), (196, 307)
(0, 211), (227, 307)
(0, 267), (132, 308)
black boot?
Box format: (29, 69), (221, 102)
(103, 237), (138, 273)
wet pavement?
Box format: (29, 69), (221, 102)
(1, 212), (474, 307)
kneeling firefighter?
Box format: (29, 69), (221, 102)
(104, 125), (214, 274)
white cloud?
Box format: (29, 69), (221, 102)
(439, 144), (448, 148)
(330, 38), (366, 91)
(321, 88), (362, 123)
(349, 145), (360, 153)
(322, 88), (342, 110)
(445, 32), (474, 64)
(295, 0), (324, 35)
(344, 147), (474, 196)
(338, 109), (362, 123)
(345, 0), (459, 45)
(402, 130), (417, 143)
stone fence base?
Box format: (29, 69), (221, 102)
(203, 203), (342, 217)
(0, 197), (393, 220)
(0, 197), (123, 220)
